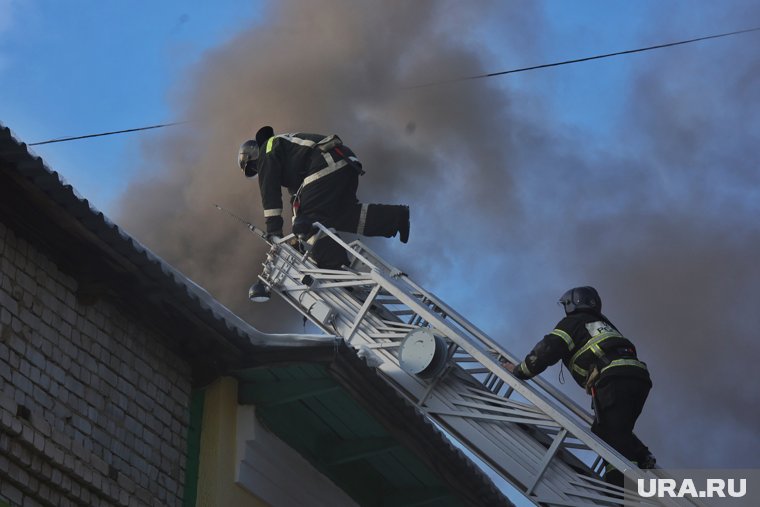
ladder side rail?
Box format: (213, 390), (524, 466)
(308, 287), (673, 506)
(421, 395), (608, 506)
(263, 247), (390, 340)
(425, 381), (660, 506)
(265, 254), (613, 490)
(294, 280), (616, 505)
(259, 240), (686, 506)
(449, 390), (603, 487)
(264, 245), (389, 335)
(527, 429), (568, 495)
(381, 371), (597, 505)
(317, 239), (699, 507)
(311, 223), (379, 270)
(431, 372), (606, 498)
(369, 269), (643, 481)
(348, 240), (595, 426)
(286, 273), (597, 504)
(397, 272), (595, 426)
(269, 283), (653, 505)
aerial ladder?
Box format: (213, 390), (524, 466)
(247, 222), (701, 507)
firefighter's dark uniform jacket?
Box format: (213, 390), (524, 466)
(512, 310), (651, 390)
(254, 132), (408, 269)
(513, 309), (655, 484)
(255, 132), (363, 235)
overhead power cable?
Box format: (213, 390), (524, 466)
(407, 26), (760, 89)
(27, 26), (760, 145)
(28, 121), (189, 146)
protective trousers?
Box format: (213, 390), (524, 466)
(591, 377), (653, 488)
(296, 168), (407, 269)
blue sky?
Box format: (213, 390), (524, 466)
(2, 1), (759, 505)
(2, 0), (661, 212)
(2, 0), (747, 212)
(1, 0), (258, 207)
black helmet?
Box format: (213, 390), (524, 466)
(238, 140), (259, 177)
(558, 286), (601, 314)
(255, 125), (274, 148)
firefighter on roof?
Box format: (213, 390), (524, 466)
(239, 126), (410, 269)
(501, 286), (656, 487)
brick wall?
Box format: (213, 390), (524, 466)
(0, 219), (193, 507)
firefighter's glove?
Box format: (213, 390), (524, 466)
(288, 236), (306, 253)
(512, 368), (529, 380)
(292, 215), (317, 239)
(265, 216), (284, 238)
(499, 358), (516, 373)
(264, 231), (283, 242)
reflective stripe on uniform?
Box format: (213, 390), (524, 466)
(572, 363), (588, 377)
(264, 208), (282, 217)
(302, 157), (348, 186)
(267, 133), (317, 155)
(568, 331), (623, 371)
(266, 133), (355, 189)
(549, 329), (574, 351)
(279, 133), (316, 148)
(357, 203), (368, 235)
(600, 358), (648, 374)
(519, 362), (532, 376)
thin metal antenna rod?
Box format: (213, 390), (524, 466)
(213, 204), (265, 238)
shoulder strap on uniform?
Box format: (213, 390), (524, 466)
(266, 136), (276, 154)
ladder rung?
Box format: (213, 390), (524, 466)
(377, 321), (418, 330)
(451, 400), (554, 422)
(367, 333), (407, 339)
(461, 367), (491, 375)
(526, 428), (567, 495)
(429, 409), (562, 428)
(365, 342), (401, 349)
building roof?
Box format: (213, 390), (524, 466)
(0, 125), (335, 383)
(0, 125), (513, 507)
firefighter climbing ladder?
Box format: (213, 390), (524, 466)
(252, 224), (700, 507)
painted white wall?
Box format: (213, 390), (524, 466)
(235, 405), (359, 507)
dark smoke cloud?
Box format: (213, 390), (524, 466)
(117, 0), (530, 331)
(488, 2), (760, 468)
(589, 26), (760, 466)
(116, 0), (759, 473)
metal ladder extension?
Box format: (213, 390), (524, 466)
(253, 224), (698, 507)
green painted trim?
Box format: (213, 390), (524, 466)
(381, 488), (452, 507)
(234, 364), (467, 507)
(182, 388), (205, 507)
(318, 437), (400, 466)
(238, 378), (340, 406)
